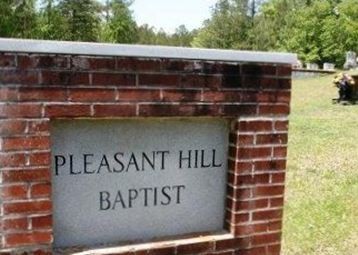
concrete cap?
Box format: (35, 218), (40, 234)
(0, 38), (297, 64)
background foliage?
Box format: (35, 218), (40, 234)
(1, 0), (358, 67)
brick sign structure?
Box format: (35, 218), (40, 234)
(0, 39), (296, 255)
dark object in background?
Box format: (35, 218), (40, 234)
(333, 73), (355, 103)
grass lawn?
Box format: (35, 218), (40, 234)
(282, 74), (358, 255)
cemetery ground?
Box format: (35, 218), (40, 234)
(282, 74), (358, 254)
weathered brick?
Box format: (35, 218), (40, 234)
(4, 231), (52, 247)
(241, 91), (259, 103)
(139, 104), (219, 117)
(254, 185), (285, 197)
(117, 89), (161, 102)
(221, 63), (241, 75)
(31, 183), (51, 198)
(228, 160), (253, 175)
(207, 251), (234, 255)
(41, 71), (89, 85)
(215, 237), (250, 250)
(117, 58), (162, 72)
(18, 55), (69, 69)
(0, 88), (18, 101)
(161, 59), (196, 72)
(274, 120), (289, 131)
(227, 186), (251, 200)
(0, 104), (42, 118)
(202, 62), (223, 74)
(237, 147), (272, 159)
(93, 104), (136, 117)
(147, 247), (176, 255)
(257, 91), (291, 103)
(1, 184), (28, 200)
(162, 90), (201, 102)
(92, 73), (136, 86)
(203, 91), (242, 102)
(232, 212), (250, 224)
(115, 58), (137, 71)
(237, 246), (266, 255)
(139, 74), (180, 87)
(135, 59), (162, 72)
(19, 88), (66, 101)
(270, 197), (284, 208)
(241, 76), (276, 89)
(0, 120), (26, 135)
(256, 134), (288, 145)
(241, 64), (276, 76)
(271, 173), (285, 184)
(252, 209), (283, 221)
(0, 69), (38, 85)
(2, 168), (50, 183)
(222, 105), (257, 116)
(234, 174), (270, 186)
(68, 88), (116, 102)
(181, 74), (222, 88)
(254, 160), (286, 172)
(277, 65), (292, 76)
(3, 200), (51, 215)
(27, 120), (50, 134)
(259, 104), (290, 115)
(3, 218), (28, 231)
(268, 221), (282, 232)
(273, 146), (287, 157)
(72, 57), (115, 70)
(251, 232), (281, 246)
(29, 152), (51, 166)
(177, 241), (214, 255)
(234, 223), (268, 236)
(31, 215), (52, 229)
(222, 75), (241, 88)
(230, 134), (254, 147)
(234, 199), (269, 211)
(238, 120), (273, 132)
(45, 104), (91, 117)
(0, 54), (16, 67)
(2, 137), (50, 151)
(276, 78), (291, 89)
(0, 153), (26, 168)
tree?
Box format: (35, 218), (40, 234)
(171, 25), (196, 47)
(137, 24), (158, 44)
(0, 1), (15, 37)
(192, 0), (253, 49)
(101, 0), (138, 43)
(281, 0), (358, 66)
(58, 0), (101, 42)
(0, 0), (38, 38)
(38, 0), (68, 40)
(137, 24), (196, 47)
(249, 0), (299, 51)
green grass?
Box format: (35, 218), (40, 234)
(282, 74), (358, 255)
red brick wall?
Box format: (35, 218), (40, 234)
(0, 53), (291, 255)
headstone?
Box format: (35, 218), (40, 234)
(306, 63), (319, 70)
(51, 119), (229, 247)
(323, 63), (335, 71)
(343, 51), (357, 70)
(294, 60), (303, 69)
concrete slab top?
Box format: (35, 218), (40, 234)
(0, 38), (297, 64)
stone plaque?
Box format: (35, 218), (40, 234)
(51, 119), (229, 248)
